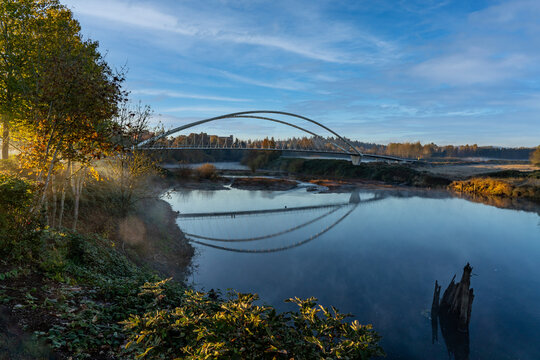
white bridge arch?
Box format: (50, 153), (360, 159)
(135, 110), (408, 163)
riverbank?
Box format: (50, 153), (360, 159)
(448, 170), (540, 203)
(166, 159), (540, 211)
(165, 158), (540, 201)
(1, 173), (195, 359)
(237, 157), (540, 203)
(166, 159), (453, 191)
(418, 160), (538, 179)
(263, 158), (452, 187)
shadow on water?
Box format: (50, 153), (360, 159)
(432, 264), (475, 360)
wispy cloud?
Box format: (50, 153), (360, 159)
(161, 106), (245, 114)
(217, 71), (305, 91)
(131, 89), (250, 102)
(66, 0), (395, 64)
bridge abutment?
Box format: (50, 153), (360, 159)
(351, 155), (362, 165)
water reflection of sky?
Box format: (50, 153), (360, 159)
(166, 188), (540, 360)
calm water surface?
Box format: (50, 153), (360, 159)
(165, 186), (540, 359)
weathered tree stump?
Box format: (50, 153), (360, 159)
(431, 280), (441, 344)
(432, 263), (474, 360)
(439, 263), (474, 330)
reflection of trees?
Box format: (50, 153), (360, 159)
(454, 192), (540, 217)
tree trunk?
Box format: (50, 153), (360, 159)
(432, 263), (474, 360)
(439, 263), (474, 329)
(72, 185), (80, 231)
(38, 144), (61, 211)
(58, 162), (69, 228)
(44, 198), (49, 227)
(51, 175), (57, 228)
(1, 115), (9, 160)
(72, 165), (86, 231)
(431, 280), (441, 344)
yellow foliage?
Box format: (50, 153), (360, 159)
(196, 163), (217, 179)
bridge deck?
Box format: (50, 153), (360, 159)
(138, 146), (413, 162)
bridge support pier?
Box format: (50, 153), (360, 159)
(349, 191), (361, 204)
(351, 155), (362, 166)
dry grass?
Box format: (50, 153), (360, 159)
(420, 163), (539, 179)
(449, 177), (540, 201)
(196, 163), (217, 179)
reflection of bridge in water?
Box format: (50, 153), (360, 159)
(179, 192), (385, 253)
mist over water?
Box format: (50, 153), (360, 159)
(165, 187), (540, 360)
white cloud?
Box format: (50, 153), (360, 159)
(411, 53), (530, 85)
(67, 1), (181, 33)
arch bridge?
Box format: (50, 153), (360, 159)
(135, 111), (409, 164)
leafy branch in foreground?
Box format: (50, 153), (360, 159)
(123, 280), (383, 360)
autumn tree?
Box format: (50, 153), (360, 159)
(0, 1), (124, 228)
(531, 146), (540, 167)
(0, 0), (61, 159)
(261, 137), (276, 149)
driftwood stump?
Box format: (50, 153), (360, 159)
(439, 263), (474, 330)
(431, 280), (441, 343)
(432, 263), (474, 360)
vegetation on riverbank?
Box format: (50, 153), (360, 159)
(249, 156), (451, 187)
(448, 170), (540, 203)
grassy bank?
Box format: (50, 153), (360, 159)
(265, 157), (451, 187)
(448, 170), (540, 203)
(1, 170), (383, 359)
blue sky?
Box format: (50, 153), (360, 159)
(63, 0), (540, 146)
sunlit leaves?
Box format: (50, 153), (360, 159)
(123, 280), (384, 359)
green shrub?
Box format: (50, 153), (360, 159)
(32, 231), (186, 358)
(123, 280), (383, 359)
(0, 174), (42, 261)
(241, 151), (282, 172)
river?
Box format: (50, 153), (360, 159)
(164, 184), (540, 359)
